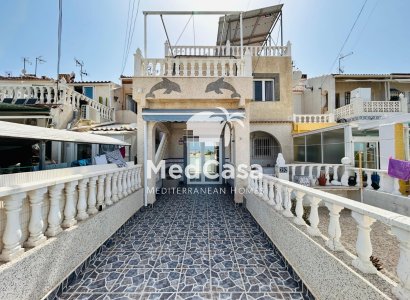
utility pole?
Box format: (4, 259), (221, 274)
(74, 58), (88, 81)
(35, 56), (46, 77)
(22, 57), (32, 75)
(338, 52), (353, 74)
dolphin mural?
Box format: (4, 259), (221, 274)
(145, 78), (181, 98)
(205, 77), (241, 98)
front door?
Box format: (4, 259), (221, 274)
(186, 138), (221, 184)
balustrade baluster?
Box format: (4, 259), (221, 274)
(24, 188), (48, 247)
(307, 196), (322, 236)
(118, 171), (124, 199)
(62, 181), (78, 228)
(283, 187), (294, 217)
(112, 172), (119, 202)
(130, 169), (136, 192)
(97, 175), (106, 210)
(127, 169), (132, 194)
(325, 203), (345, 251)
(87, 177), (98, 215)
(351, 211), (377, 273)
(262, 178), (269, 201)
(293, 191), (305, 225)
(274, 184), (283, 211)
(391, 226), (410, 299)
(206, 61), (211, 77)
(0, 192), (26, 261)
(268, 181), (275, 205)
(77, 179), (89, 220)
(105, 173), (113, 206)
(46, 184), (65, 237)
(122, 170), (129, 197)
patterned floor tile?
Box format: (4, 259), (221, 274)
(74, 269), (122, 293)
(176, 293), (212, 300)
(210, 269), (245, 292)
(246, 292), (285, 300)
(178, 268), (211, 293)
(209, 240), (233, 252)
(111, 269), (151, 293)
(127, 252), (158, 269)
(186, 238), (209, 252)
(140, 293), (177, 300)
(155, 252), (184, 269)
(241, 267), (280, 293)
(235, 251), (266, 267)
(162, 240), (187, 252)
(210, 251), (238, 269)
(182, 252), (210, 269)
(145, 269), (181, 293)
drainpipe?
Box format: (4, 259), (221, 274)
(144, 121), (148, 206)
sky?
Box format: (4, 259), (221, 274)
(1, 0), (409, 83)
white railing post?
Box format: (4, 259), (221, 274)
(268, 181), (275, 205)
(283, 187), (294, 217)
(0, 192), (26, 261)
(258, 175), (264, 197)
(46, 184), (65, 237)
(97, 175), (106, 210)
(112, 172), (119, 202)
(62, 181), (79, 228)
(262, 177), (269, 201)
(127, 169), (132, 195)
(274, 184), (283, 211)
(137, 167), (142, 189)
(325, 203), (345, 251)
(307, 196), (322, 236)
(87, 177), (98, 215)
(391, 226), (410, 300)
(122, 170), (128, 197)
(293, 191), (305, 225)
(24, 188), (48, 247)
(118, 171), (124, 199)
(130, 169), (136, 192)
(77, 179), (89, 221)
(351, 211), (377, 274)
(105, 173), (113, 206)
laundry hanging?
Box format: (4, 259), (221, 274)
(388, 158), (410, 181)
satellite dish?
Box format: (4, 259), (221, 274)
(21, 69), (27, 75)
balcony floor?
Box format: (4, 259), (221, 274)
(59, 186), (309, 300)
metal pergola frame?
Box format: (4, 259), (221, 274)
(143, 10), (244, 59)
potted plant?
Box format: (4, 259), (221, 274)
(318, 172), (327, 186)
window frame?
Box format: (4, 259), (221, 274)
(83, 86), (94, 100)
(253, 79), (275, 102)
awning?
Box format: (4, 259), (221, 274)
(142, 109), (246, 122)
(0, 121), (130, 145)
(216, 5), (283, 46)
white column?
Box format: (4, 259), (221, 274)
(274, 184), (283, 211)
(325, 203), (345, 251)
(0, 193), (26, 261)
(122, 170), (128, 197)
(76, 179), (89, 221)
(268, 181), (275, 206)
(87, 177), (98, 215)
(105, 173), (113, 206)
(97, 175), (106, 210)
(136, 167), (142, 189)
(282, 187), (294, 218)
(127, 169), (132, 194)
(118, 171), (124, 199)
(262, 178), (269, 201)
(45, 184), (65, 237)
(307, 196), (322, 237)
(351, 211), (377, 274)
(293, 191), (305, 225)
(62, 181), (78, 228)
(112, 172), (119, 202)
(391, 226), (410, 300)
(130, 169), (136, 192)
(24, 188), (48, 247)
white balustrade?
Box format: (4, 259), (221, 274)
(140, 57), (245, 77)
(0, 164), (142, 263)
(286, 163), (344, 183)
(249, 172), (410, 298)
(293, 114), (335, 123)
(334, 97), (407, 121)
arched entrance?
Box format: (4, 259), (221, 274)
(250, 131), (282, 168)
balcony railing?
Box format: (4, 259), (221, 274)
(0, 163), (142, 262)
(140, 57), (246, 77)
(248, 171), (410, 299)
(0, 81), (114, 122)
(335, 95), (408, 121)
(165, 42), (291, 58)
(293, 114), (335, 123)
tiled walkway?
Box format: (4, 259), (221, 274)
(59, 186), (310, 300)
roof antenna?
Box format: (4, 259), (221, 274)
(338, 52), (353, 74)
(74, 58), (88, 81)
(35, 56), (46, 77)
(22, 57), (32, 76)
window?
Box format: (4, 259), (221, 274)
(335, 93), (340, 108)
(126, 95), (137, 113)
(253, 137), (273, 158)
(345, 91), (351, 105)
(253, 80), (275, 101)
(83, 87), (94, 99)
